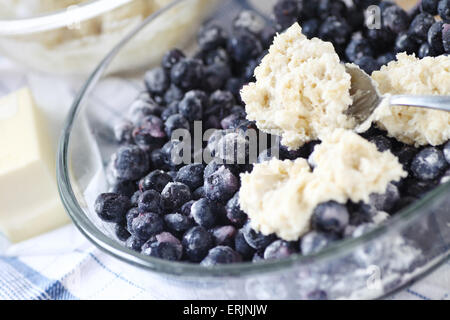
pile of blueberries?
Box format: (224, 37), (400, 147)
(94, 0), (450, 266)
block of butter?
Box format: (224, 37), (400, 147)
(0, 88), (69, 243)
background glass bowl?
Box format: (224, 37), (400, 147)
(0, 0), (208, 75)
(57, 0), (450, 299)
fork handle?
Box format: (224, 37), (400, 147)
(390, 95), (450, 112)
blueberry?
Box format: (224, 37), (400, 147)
(312, 201), (349, 234)
(317, 0), (347, 20)
(204, 165), (240, 203)
(318, 16), (352, 52)
(307, 290), (328, 300)
(418, 42), (434, 58)
(438, 0), (450, 23)
(227, 31), (263, 63)
(225, 192), (248, 227)
(351, 223), (376, 238)
(422, 0), (440, 14)
(394, 195), (418, 212)
(128, 98), (164, 125)
(160, 140), (186, 170)
(200, 246), (242, 266)
(161, 182), (192, 211)
(126, 207), (139, 232)
(242, 222), (275, 250)
(112, 145), (149, 180)
(150, 148), (168, 170)
(137, 190), (164, 214)
(180, 200), (195, 216)
(382, 5), (409, 34)
(170, 58), (204, 91)
(142, 232), (183, 261)
(131, 212), (164, 241)
(109, 180), (137, 198)
(252, 252), (264, 262)
(202, 48), (230, 65)
(178, 90), (207, 122)
(182, 226), (214, 262)
(113, 120), (133, 144)
(368, 135), (392, 152)
(125, 235), (145, 252)
(408, 12), (435, 42)
(164, 213), (192, 234)
(440, 168), (450, 184)
(395, 32), (419, 54)
(163, 84), (184, 105)
(95, 193), (130, 223)
(345, 38), (374, 62)
(444, 141), (450, 164)
(206, 90), (235, 118)
(162, 49), (185, 70)
(301, 19), (320, 39)
(273, 0), (299, 31)
(220, 113), (245, 130)
(241, 59), (259, 82)
(139, 170), (172, 193)
(175, 164), (205, 190)
(164, 114), (190, 138)
(377, 52), (396, 66)
(234, 229), (255, 260)
(114, 223), (131, 241)
(215, 132), (250, 164)
(369, 183), (399, 213)
(233, 10), (265, 35)
(144, 67), (169, 96)
(263, 240), (297, 260)
(197, 24), (227, 51)
(411, 147), (448, 180)
(394, 145), (417, 169)
(211, 225), (237, 247)
(444, 23), (450, 52)
(191, 198), (217, 228)
(366, 28), (396, 51)
(404, 177), (438, 197)
(203, 62), (232, 92)
(260, 26), (277, 48)
(193, 186), (205, 200)
(428, 21), (445, 54)
(161, 102), (179, 122)
(130, 192), (141, 207)
(132, 115), (166, 148)
(300, 231), (335, 255)
(347, 201), (378, 226)
(354, 0), (381, 10)
(354, 56), (380, 74)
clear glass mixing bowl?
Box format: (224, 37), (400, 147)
(57, 0), (450, 299)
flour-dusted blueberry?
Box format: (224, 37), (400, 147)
(382, 5), (410, 34)
(178, 90), (207, 122)
(301, 19), (320, 39)
(170, 58), (204, 91)
(411, 147), (448, 180)
(395, 32), (419, 54)
(200, 246), (242, 266)
(439, 0), (450, 22)
(180, 200), (195, 217)
(215, 132), (250, 165)
(318, 16), (352, 53)
(422, 0), (440, 15)
(443, 23), (450, 52)
(95, 193), (131, 223)
(440, 168), (450, 184)
(112, 145), (149, 180)
(150, 148), (169, 170)
(263, 240), (297, 260)
(225, 192), (248, 227)
(161, 182), (192, 212)
(197, 24), (227, 51)
(368, 135), (392, 152)
(354, 56), (380, 74)
(443, 141), (450, 164)
(347, 201), (377, 226)
(233, 10), (265, 35)
(312, 201), (349, 234)
(182, 226), (214, 262)
(345, 38), (374, 62)
(115, 223), (131, 241)
(131, 212), (164, 241)
(203, 158), (235, 180)
(160, 140), (186, 170)
(220, 113), (245, 130)
(204, 165), (240, 203)
(369, 182), (400, 212)
(234, 229), (255, 260)
(175, 164), (205, 190)
(164, 114), (190, 138)
(130, 191), (141, 207)
(137, 190), (164, 214)
(113, 120), (133, 144)
(139, 170), (173, 193)
(394, 145), (417, 169)
(428, 21), (445, 55)
(377, 52), (396, 66)
(366, 28), (396, 50)
(128, 98), (164, 124)
(211, 225), (237, 247)
(409, 12), (435, 42)
(144, 67), (169, 96)
(227, 31), (263, 63)
(109, 180), (137, 198)
(125, 235), (145, 252)
(126, 207), (139, 232)
(203, 48), (230, 65)
(162, 49), (185, 70)
(161, 101), (179, 122)
(164, 213), (194, 233)
(191, 198), (217, 228)
(317, 0), (347, 20)
(132, 115), (166, 148)
(203, 62), (232, 92)
(273, 0), (299, 31)
(193, 186), (205, 200)
(242, 222), (276, 250)
(404, 177), (438, 197)
(142, 232), (183, 261)
(418, 42), (434, 58)
(206, 90), (236, 118)
(300, 231), (336, 255)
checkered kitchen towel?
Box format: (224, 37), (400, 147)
(0, 53), (449, 300)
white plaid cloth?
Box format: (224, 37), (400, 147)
(0, 56), (449, 301)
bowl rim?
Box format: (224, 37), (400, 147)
(0, 0), (135, 35)
(57, 0), (450, 278)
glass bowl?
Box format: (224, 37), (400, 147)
(0, 0), (208, 75)
(57, 0), (450, 299)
